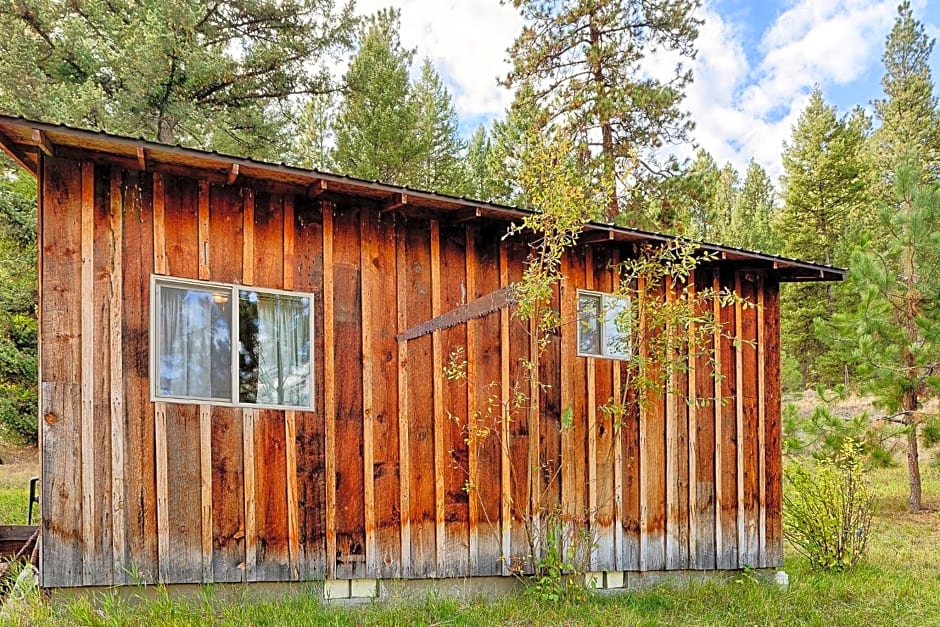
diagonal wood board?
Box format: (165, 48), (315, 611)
(396, 286), (516, 342)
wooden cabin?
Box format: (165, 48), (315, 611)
(0, 115), (843, 591)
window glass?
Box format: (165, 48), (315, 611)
(603, 295), (630, 358)
(577, 293), (601, 355)
(238, 290), (311, 407)
(156, 285), (233, 401)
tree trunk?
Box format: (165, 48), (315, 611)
(587, 15), (619, 223)
(907, 421), (922, 511)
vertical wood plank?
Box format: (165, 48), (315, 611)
(440, 223), (472, 576)
(108, 168), (127, 585)
(154, 402), (170, 581)
(284, 195), (300, 580)
(200, 405), (213, 583)
(90, 163), (115, 584)
(332, 205), (366, 579)
(406, 222), (439, 576)
(243, 408), (257, 581)
(121, 169), (158, 582)
(637, 275), (649, 571)
(499, 241), (511, 575)
(293, 198), (326, 580)
(611, 249), (624, 571)
(40, 158), (83, 587)
(585, 248), (598, 571)
(757, 275), (767, 568)
(664, 278), (679, 569)
(360, 210), (377, 576)
(713, 269), (723, 568)
(242, 190), (257, 582)
(560, 254), (576, 520)
(152, 173), (169, 582)
(207, 183), (245, 583)
(252, 193), (289, 581)
(80, 161), (97, 585)
(687, 280), (698, 569)
(734, 272), (746, 568)
(764, 276), (783, 566)
(430, 220), (447, 576)
(360, 209), (402, 579)
(467, 225), (502, 576)
(322, 202), (337, 579)
(197, 180), (213, 583)
(396, 219), (413, 577)
(464, 226), (480, 574)
(160, 176), (204, 584)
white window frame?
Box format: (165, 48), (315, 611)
(150, 275), (316, 410)
(576, 289), (631, 360)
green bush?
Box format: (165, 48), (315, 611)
(783, 439), (873, 571)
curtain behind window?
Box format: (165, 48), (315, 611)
(158, 286), (232, 400)
(242, 291), (311, 407)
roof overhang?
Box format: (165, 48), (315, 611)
(0, 114), (845, 283)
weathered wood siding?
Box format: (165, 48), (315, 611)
(39, 155), (783, 587)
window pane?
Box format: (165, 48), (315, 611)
(577, 294), (602, 355)
(603, 295), (630, 359)
(157, 285), (232, 400)
(239, 290), (311, 407)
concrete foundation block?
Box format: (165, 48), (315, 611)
(605, 571), (624, 589)
(350, 578), (378, 598)
(323, 579), (350, 600)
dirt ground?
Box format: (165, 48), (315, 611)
(0, 443), (38, 489)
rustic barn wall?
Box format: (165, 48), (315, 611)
(38, 154), (782, 588)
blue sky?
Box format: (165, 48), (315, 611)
(353, 0), (940, 182)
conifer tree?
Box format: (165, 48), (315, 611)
(0, 0), (357, 160)
(331, 8), (420, 185)
(777, 88), (873, 386)
(872, 0), (940, 179)
(412, 58), (467, 195)
(826, 164), (940, 511)
(502, 0), (701, 224)
(728, 161), (777, 252)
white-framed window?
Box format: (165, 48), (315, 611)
(151, 276), (314, 410)
(576, 290), (630, 360)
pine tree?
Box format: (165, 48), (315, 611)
(728, 161), (777, 252)
(872, 0), (940, 179)
(502, 0), (701, 224)
(331, 8), (421, 185)
(0, 0), (357, 160)
(777, 88), (873, 386)
(411, 58), (467, 195)
(826, 164), (940, 511)
(465, 125), (502, 202)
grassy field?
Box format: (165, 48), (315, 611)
(0, 458), (936, 625)
(0, 444), (37, 526)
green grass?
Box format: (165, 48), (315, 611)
(0, 457), (37, 525)
(5, 464), (940, 626)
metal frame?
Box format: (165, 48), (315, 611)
(150, 274), (316, 410)
(576, 288), (631, 361)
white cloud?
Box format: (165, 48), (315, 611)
(353, 0), (523, 121)
(346, 0), (925, 187)
(685, 0), (898, 183)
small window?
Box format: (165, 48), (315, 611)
(152, 277), (314, 409)
(577, 290), (630, 360)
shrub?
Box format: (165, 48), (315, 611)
(783, 439), (873, 571)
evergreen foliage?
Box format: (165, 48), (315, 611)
(331, 8), (420, 185)
(824, 164), (940, 511)
(777, 89), (873, 387)
(872, 0), (940, 179)
(0, 168), (37, 445)
(0, 0), (357, 160)
(502, 0), (701, 225)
